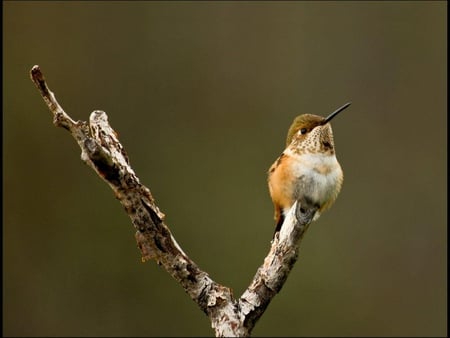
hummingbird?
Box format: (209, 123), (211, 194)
(268, 102), (350, 234)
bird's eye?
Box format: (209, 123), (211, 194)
(300, 128), (307, 134)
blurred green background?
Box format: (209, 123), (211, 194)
(3, 1), (446, 337)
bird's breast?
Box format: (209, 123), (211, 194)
(286, 150), (343, 206)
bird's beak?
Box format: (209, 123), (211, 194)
(323, 102), (351, 124)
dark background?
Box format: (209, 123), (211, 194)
(3, 1), (446, 336)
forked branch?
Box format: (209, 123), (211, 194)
(30, 65), (315, 337)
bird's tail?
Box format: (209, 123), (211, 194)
(273, 214), (285, 238)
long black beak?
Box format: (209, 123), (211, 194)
(323, 102), (351, 124)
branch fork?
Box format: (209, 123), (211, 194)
(30, 65), (315, 337)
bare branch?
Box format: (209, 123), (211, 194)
(30, 65), (315, 337)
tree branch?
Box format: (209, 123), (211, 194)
(30, 65), (315, 337)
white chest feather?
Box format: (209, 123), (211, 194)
(286, 149), (343, 205)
